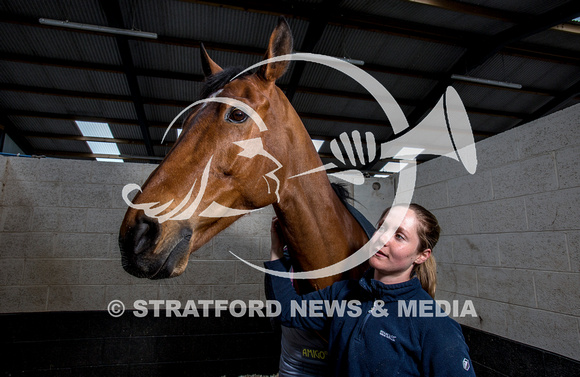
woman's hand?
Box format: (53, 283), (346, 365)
(270, 217), (286, 261)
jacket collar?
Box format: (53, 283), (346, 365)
(358, 268), (422, 302)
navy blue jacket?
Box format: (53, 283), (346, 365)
(265, 259), (476, 377)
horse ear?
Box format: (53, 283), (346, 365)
(259, 17), (294, 82)
(200, 43), (223, 77)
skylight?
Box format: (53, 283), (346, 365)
(75, 121), (123, 163)
(380, 161), (408, 173)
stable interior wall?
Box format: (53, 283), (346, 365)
(0, 156), (276, 312)
(359, 103), (578, 362)
(1, 103), (579, 371)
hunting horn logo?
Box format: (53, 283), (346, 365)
(122, 53), (477, 280)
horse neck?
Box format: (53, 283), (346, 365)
(267, 87), (368, 290)
(274, 174), (369, 290)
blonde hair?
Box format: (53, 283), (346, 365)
(378, 203), (440, 298)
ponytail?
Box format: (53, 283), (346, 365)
(414, 254), (436, 298)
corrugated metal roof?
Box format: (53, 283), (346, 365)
(293, 92), (393, 122)
(455, 82), (549, 114)
(118, 143), (149, 156)
(137, 76), (202, 102)
(339, 0), (512, 35)
(152, 145), (171, 157)
(129, 41), (204, 74)
(302, 118), (394, 142)
(0, 92), (136, 119)
(29, 138), (90, 153)
(148, 127), (179, 144)
(0, 23), (121, 65)
(298, 64), (438, 102)
(523, 29), (580, 52)
(0, 61), (130, 95)
(0, 0), (106, 24)
(0, 0), (578, 167)
(6, 117), (80, 135)
(468, 0), (572, 14)
(144, 103), (184, 123)
(464, 113), (520, 134)
(108, 123), (143, 141)
(314, 25), (466, 73)
(468, 54), (579, 92)
(123, 1), (309, 48)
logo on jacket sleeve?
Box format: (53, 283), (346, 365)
(462, 358), (471, 371)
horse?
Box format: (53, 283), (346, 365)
(118, 17), (370, 292)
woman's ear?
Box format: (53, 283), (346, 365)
(414, 249), (432, 265)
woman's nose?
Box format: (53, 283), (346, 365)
(378, 229), (393, 246)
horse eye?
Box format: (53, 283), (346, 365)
(227, 108), (248, 123)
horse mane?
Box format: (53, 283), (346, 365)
(331, 182), (353, 207)
(200, 66), (253, 99)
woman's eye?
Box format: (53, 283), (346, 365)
(227, 108), (248, 123)
(395, 233), (405, 240)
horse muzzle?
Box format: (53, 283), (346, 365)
(119, 213), (192, 279)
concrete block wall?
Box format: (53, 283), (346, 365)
(385, 103), (579, 361)
(1, 104), (578, 362)
(0, 156), (275, 313)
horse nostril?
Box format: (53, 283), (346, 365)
(133, 216), (159, 255)
(181, 228), (192, 242)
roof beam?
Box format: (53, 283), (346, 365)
(408, 1), (580, 127)
(3, 110), (168, 128)
(2, 12), (579, 67)
(0, 112), (34, 154)
(406, 0), (580, 34)
(404, 0), (531, 23)
(184, 0), (475, 45)
(4, 53), (575, 102)
(99, 0), (155, 158)
(284, 0), (339, 102)
(519, 77), (580, 126)
(33, 150), (164, 162)
(1, 84), (528, 126)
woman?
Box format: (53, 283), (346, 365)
(265, 203), (476, 376)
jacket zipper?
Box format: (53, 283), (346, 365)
(356, 300), (378, 341)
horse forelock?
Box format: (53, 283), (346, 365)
(200, 66), (252, 99)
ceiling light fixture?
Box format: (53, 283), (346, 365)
(75, 121), (124, 163)
(39, 18), (158, 39)
(451, 74), (522, 89)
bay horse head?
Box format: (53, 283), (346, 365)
(119, 18), (314, 279)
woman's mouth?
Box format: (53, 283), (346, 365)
(375, 249), (389, 258)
